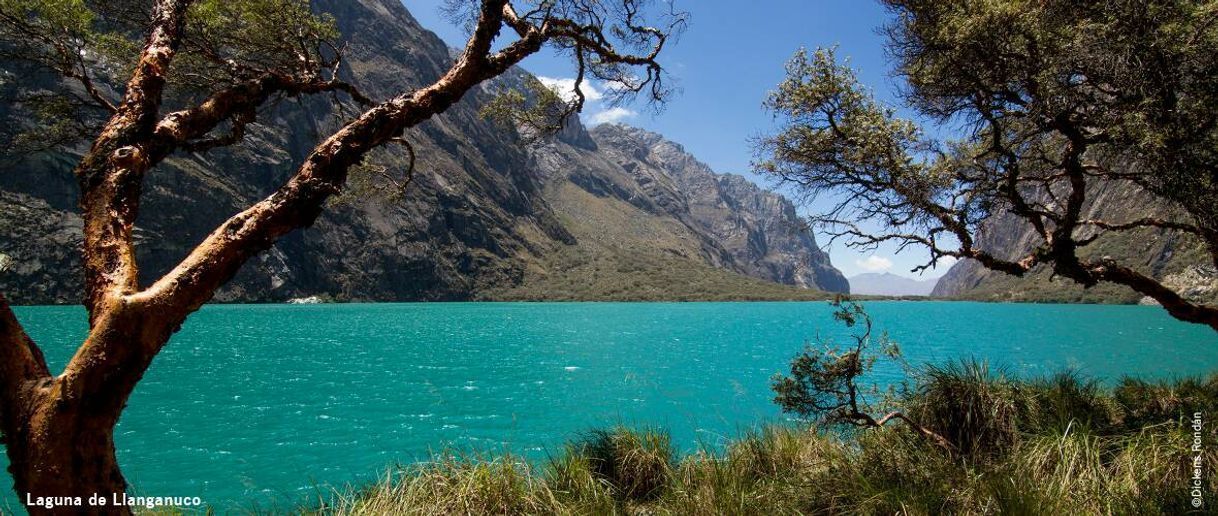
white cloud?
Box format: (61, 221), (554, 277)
(536, 76), (603, 103)
(536, 76), (637, 126)
(933, 256), (959, 270)
(855, 255), (893, 273)
(588, 107), (637, 125)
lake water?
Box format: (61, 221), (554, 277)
(2, 301), (1217, 511)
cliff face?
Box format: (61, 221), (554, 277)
(1, 0), (571, 303)
(931, 181), (1216, 304)
(580, 125), (847, 293)
(482, 121), (847, 300)
(0, 0), (845, 304)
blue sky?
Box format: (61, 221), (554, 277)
(401, 0), (958, 279)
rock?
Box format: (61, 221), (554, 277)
(1158, 265), (1218, 303)
(286, 296), (324, 304)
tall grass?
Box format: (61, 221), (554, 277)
(312, 367), (1216, 515)
(317, 455), (563, 515)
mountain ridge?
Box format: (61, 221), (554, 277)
(0, 0), (847, 304)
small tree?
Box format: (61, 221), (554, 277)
(772, 299), (950, 449)
(0, 0), (682, 510)
(758, 1), (1218, 331)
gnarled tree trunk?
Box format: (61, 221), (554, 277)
(6, 404), (127, 515)
(2, 298), (171, 515)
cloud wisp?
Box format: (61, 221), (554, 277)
(589, 107), (638, 125)
(536, 76), (637, 126)
(933, 256), (958, 270)
(536, 76), (604, 103)
(855, 255), (894, 273)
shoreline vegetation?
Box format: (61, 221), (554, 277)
(223, 364), (1213, 515)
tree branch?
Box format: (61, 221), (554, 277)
(135, 0), (516, 320)
(0, 292), (51, 429)
(1079, 217), (1207, 235)
(63, 66), (118, 114)
(75, 0), (194, 322)
(1084, 259), (1218, 331)
(870, 411), (954, 451)
(152, 73), (372, 155)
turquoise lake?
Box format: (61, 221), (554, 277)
(2, 301), (1217, 511)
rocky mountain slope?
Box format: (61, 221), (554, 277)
(931, 181), (1216, 304)
(0, 0), (845, 304)
(488, 123), (848, 300)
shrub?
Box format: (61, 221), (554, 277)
(567, 426), (675, 501)
(1022, 370), (1116, 434)
(322, 454), (556, 515)
(771, 300), (955, 451)
(1114, 374), (1218, 430)
(908, 359), (1022, 459)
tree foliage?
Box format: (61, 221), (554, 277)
(772, 299), (950, 449)
(0, 0), (351, 154)
(758, 0), (1218, 330)
(772, 299), (897, 422)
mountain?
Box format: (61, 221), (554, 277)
(492, 123), (848, 300)
(849, 273), (937, 297)
(932, 181), (1216, 304)
(0, 0), (846, 304)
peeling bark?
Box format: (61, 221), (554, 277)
(77, 0), (193, 319)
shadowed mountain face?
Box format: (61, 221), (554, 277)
(0, 0), (845, 304)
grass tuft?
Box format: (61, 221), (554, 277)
(566, 426), (675, 502)
(909, 359), (1021, 458)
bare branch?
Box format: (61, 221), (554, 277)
(1084, 259), (1218, 331)
(0, 293), (50, 391)
(1080, 217), (1207, 236)
(153, 73), (372, 155)
(870, 411), (953, 451)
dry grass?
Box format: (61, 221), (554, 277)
(300, 369), (1216, 515)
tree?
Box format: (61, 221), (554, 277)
(0, 0), (682, 511)
(771, 299), (951, 449)
(757, 0), (1218, 330)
